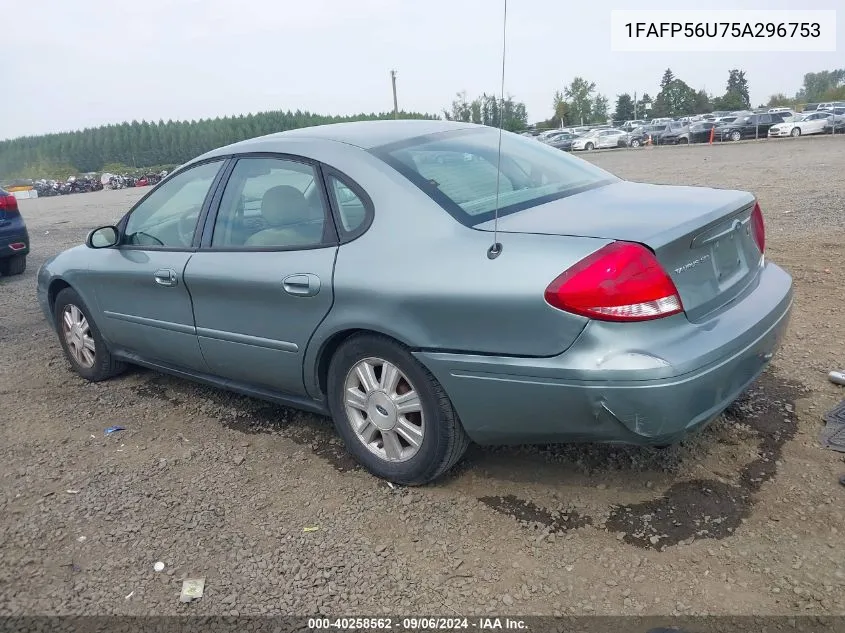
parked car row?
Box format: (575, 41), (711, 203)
(526, 105), (845, 152)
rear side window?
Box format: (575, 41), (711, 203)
(372, 128), (616, 226)
(326, 174), (370, 236)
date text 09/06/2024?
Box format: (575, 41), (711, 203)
(307, 617), (528, 630)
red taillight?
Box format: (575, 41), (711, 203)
(544, 241), (684, 322)
(0, 194), (19, 214)
(750, 201), (765, 254)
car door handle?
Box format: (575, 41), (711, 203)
(283, 273), (320, 297)
(153, 268), (178, 287)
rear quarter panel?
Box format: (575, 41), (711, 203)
(296, 143), (612, 397)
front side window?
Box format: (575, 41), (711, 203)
(210, 157), (330, 249)
(124, 160), (223, 247)
(372, 128), (616, 226)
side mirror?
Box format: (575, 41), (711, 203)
(86, 226), (120, 249)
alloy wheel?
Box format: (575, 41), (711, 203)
(61, 304), (96, 368)
(343, 357), (425, 462)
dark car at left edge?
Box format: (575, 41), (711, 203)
(0, 187), (30, 276)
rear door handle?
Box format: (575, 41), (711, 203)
(153, 268), (178, 287)
(283, 273), (320, 297)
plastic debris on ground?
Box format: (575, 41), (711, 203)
(179, 578), (205, 603)
(125, 590), (134, 600)
(66, 489), (80, 494)
(302, 526), (320, 533)
(829, 370), (845, 386)
(104, 426), (126, 436)
(820, 399), (845, 452)
(154, 561), (165, 572)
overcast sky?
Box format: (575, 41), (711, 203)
(1, 0), (841, 140)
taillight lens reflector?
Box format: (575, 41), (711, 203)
(750, 201), (765, 254)
(544, 241), (684, 322)
(0, 194), (19, 214)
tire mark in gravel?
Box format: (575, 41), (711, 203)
(130, 374), (360, 473)
(480, 373), (805, 549)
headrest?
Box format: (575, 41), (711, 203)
(261, 185), (310, 226)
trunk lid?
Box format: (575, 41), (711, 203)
(475, 181), (762, 322)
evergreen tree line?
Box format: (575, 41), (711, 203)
(442, 92), (529, 131)
(0, 109), (438, 180)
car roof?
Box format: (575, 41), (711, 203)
(209, 119), (479, 154)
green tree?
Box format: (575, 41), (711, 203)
(563, 77), (596, 126)
(652, 79), (698, 118)
(591, 94), (609, 124)
(660, 68), (675, 90)
(767, 93), (792, 107)
(724, 69), (751, 109)
(613, 93), (635, 122)
(552, 90), (569, 127)
(796, 69), (845, 101)
(693, 90), (713, 114)
(444, 91), (472, 122)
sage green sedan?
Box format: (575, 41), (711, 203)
(37, 120), (793, 485)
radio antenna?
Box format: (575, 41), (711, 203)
(487, 0), (507, 260)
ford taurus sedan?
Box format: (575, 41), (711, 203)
(37, 120), (793, 485)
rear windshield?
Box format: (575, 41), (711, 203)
(371, 128), (616, 226)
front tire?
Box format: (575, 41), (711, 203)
(791, 127), (801, 137)
(54, 287), (126, 382)
(327, 334), (470, 485)
(730, 130), (742, 141)
(585, 142), (594, 151)
(630, 139), (641, 148)
(0, 254), (26, 276)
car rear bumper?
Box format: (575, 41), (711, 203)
(415, 262), (793, 446)
(0, 228), (29, 258)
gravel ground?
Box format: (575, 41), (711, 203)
(1, 136), (844, 617)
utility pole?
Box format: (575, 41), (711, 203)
(390, 70), (399, 119)
(634, 91), (637, 120)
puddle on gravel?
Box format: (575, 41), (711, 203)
(130, 370), (806, 549)
(478, 494), (592, 533)
(480, 373), (806, 550)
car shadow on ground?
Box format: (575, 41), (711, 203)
(127, 367), (804, 551)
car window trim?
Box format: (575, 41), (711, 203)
(321, 166), (375, 244)
(197, 152), (341, 253)
(117, 157), (231, 253)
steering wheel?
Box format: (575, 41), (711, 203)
(177, 206), (202, 246)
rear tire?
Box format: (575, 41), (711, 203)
(327, 333), (470, 485)
(679, 137), (689, 144)
(54, 287), (126, 382)
(790, 127), (801, 137)
(0, 254), (26, 276)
